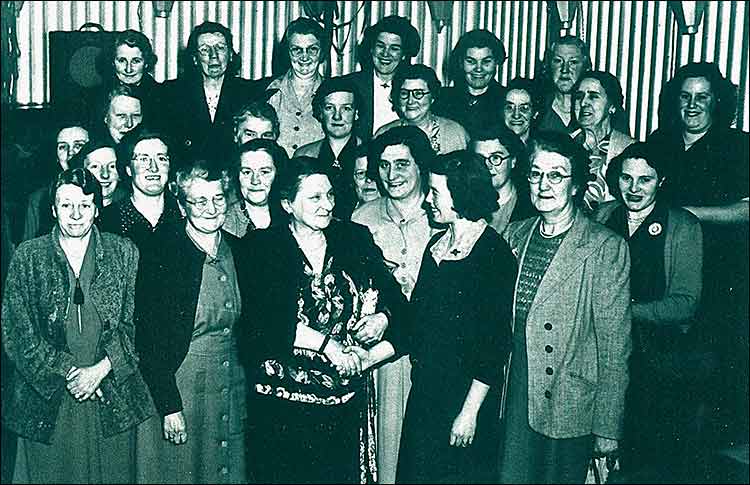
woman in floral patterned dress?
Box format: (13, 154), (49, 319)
(235, 156), (408, 483)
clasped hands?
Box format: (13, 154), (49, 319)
(325, 312), (387, 377)
(65, 358), (111, 402)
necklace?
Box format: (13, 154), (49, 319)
(540, 217), (574, 237)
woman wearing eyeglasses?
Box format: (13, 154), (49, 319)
(471, 124), (537, 234)
(374, 64), (469, 154)
(265, 18), (327, 156)
(503, 77), (543, 146)
(499, 131), (632, 483)
(162, 21), (267, 167)
(133, 161), (247, 483)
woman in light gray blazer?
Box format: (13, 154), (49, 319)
(499, 131), (632, 484)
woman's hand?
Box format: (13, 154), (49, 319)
(449, 409), (478, 448)
(350, 312), (388, 346)
(163, 411), (187, 445)
(324, 340), (362, 377)
(66, 358), (111, 402)
(343, 346), (373, 372)
(594, 436), (618, 456)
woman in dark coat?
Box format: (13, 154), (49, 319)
(347, 150), (517, 483)
(2, 168), (154, 483)
(236, 156), (408, 483)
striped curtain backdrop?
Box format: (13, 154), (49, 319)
(13, 1), (750, 139)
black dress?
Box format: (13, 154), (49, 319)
(396, 226), (516, 484)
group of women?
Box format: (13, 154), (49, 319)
(2, 11), (747, 485)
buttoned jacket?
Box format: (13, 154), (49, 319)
(502, 212), (632, 440)
(1, 227), (155, 443)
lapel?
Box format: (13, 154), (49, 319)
(523, 212), (600, 308)
(191, 78), (213, 128)
(215, 76), (237, 124)
(87, 228), (117, 330)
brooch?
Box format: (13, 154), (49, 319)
(648, 222), (662, 236)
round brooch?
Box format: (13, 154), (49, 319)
(648, 222), (662, 236)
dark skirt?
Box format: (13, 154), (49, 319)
(397, 377), (500, 484)
(246, 391), (366, 484)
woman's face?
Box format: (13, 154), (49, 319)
(53, 183), (98, 240)
(182, 179), (227, 235)
(283, 174), (334, 232)
(84, 147), (119, 203)
(114, 44), (145, 85)
(239, 149), (276, 207)
(321, 91), (357, 139)
(425, 173), (458, 225)
(195, 32), (230, 79)
(504, 89), (535, 138)
(126, 138), (170, 197)
(398, 78), (433, 124)
(473, 139), (515, 191)
(528, 149), (577, 218)
(234, 116), (276, 145)
(378, 144), (422, 201)
(56, 126), (89, 169)
(288, 33), (322, 79)
(679, 76), (715, 135)
(618, 157), (662, 212)
(353, 155), (379, 204)
(574, 78), (613, 129)
(371, 32), (404, 77)
(550, 43), (585, 94)
(463, 47), (498, 93)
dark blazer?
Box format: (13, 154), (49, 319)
(234, 220), (409, 375)
(339, 70), (376, 142)
(133, 222), (242, 416)
(433, 80), (506, 138)
(1, 227), (155, 443)
(503, 212), (632, 440)
(161, 75), (268, 167)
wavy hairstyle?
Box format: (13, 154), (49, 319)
(429, 150), (500, 222)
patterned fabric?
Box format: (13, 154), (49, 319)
(515, 227), (566, 325)
(98, 194), (183, 251)
(254, 255), (378, 483)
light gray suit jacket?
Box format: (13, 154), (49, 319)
(502, 212), (632, 440)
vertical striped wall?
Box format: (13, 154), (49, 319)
(13, 1), (750, 138)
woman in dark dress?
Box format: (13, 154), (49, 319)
(348, 150), (516, 483)
(236, 156), (408, 484)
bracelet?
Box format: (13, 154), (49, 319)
(319, 334), (332, 354)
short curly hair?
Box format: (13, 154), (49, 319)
(525, 130), (592, 206)
(429, 150), (499, 222)
(448, 29), (507, 86)
(109, 29), (158, 73)
(275, 17), (329, 76)
(605, 141), (670, 203)
(572, 70), (629, 130)
(169, 160), (233, 205)
(356, 15), (421, 70)
(49, 167), (103, 213)
(657, 61), (738, 131)
(540, 35), (592, 95)
(390, 64), (442, 115)
(232, 101), (280, 140)
(184, 21), (240, 79)
(367, 125), (435, 196)
(311, 77), (362, 124)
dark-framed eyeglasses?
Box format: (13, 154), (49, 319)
(527, 169), (572, 185)
(483, 152), (512, 168)
(399, 89), (430, 101)
(184, 194), (227, 213)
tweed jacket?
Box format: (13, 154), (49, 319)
(594, 201), (703, 324)
(133, 222), (243, 416)
(502, 212), (632, 440)
(1, 227), (155, 443)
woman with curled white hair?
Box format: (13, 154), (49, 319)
(134, 161), (247, 483)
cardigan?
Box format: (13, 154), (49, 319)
(1, 227), (155, 443)
(234, 220), (409, 375)
(594, 201), (702, 324)
(503, 212), (632, 440)
(133, 222), (243, 416)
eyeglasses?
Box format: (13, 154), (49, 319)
(289, 45), (321, 58)
(399, 89), (430, 101)
(483, 152), (512, 168)
(132, 154), (170, 167)
(353, 169), (368, 182)
(184, 194), (227, 214)
(503, 103), (533, 116)
(197, 43), (228, 59)
(527, 169), (572, 185)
